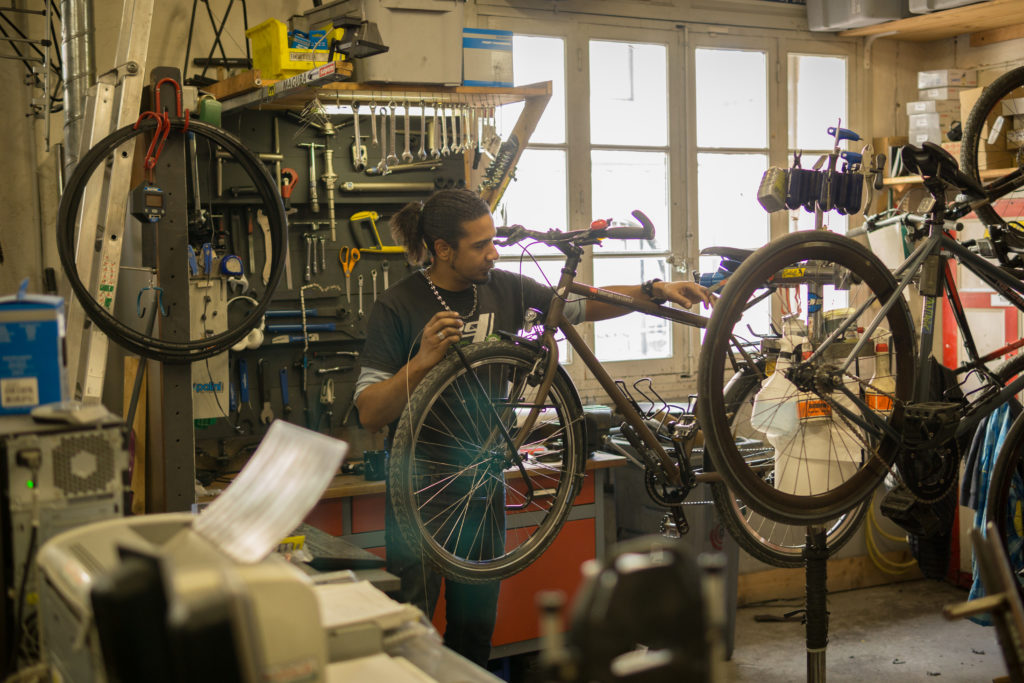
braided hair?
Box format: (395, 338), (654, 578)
(390, 189), (491, 266)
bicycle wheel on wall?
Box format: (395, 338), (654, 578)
(390, 340), (587, 583)
(961, 65), (1024, 228)
(707, 365), (867, 568)
(697, 230), (916, 525)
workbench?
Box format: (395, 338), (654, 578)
(302, 452), (626, 657)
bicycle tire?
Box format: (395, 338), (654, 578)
(390, 340), (587, 583)
(982, 353), (1024, 583)
(708, 365), (867, 567)
(961, 65), (1024, 227)
(56, 117), (286, 363)
(697, 230), (916, 524)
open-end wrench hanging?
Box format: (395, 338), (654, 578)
(304, 234), (313, 281)
(418, 101), (428, 161)
(440, 104), (450, 157)
(257, 209), (272, 286)
(318, 234), (327, 273)
(369, 100), (378, 146)
(358, 274), (365, 317)
(376, 105), (389, 174)
(431, 102), (441, 159)
(297, 142), (324, 213)
(402, 102), (414, 163)
(386, 102), (400, 167)
(352, 100), (365, 171)
(451, 106), (460, 153)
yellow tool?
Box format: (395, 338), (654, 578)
(349, 210), (405, 253)
(339, 246), (361, 303)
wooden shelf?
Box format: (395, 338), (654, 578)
(883, 166), (1015, 187)
(840, 0), (1024, 43)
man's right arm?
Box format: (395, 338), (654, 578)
(356, 310), (465, 433)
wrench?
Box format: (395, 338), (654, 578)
(371, 268), (378, 301)
(386, 102), (400, 167)
(431, 103), (441, 159)
(257, 358), (274, 424)
(318, 234), (327, 272)
(440, 104), (450, 157)
(402, 103), (414, 163)
(352, 101), (365, 171)
(279, 367), (292, 419)
(418, 101), (427, 161)
(369, 100), (378, 146)
(451, 106), (460, 153)
(257, 209), (271, 286)
(382, 260), (389, 289)
(237, 358), (254, 433)
(376, 106), (389, 173)
(304, 234), (313, 282)
(358, 274), (365, 317)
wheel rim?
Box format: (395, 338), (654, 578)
(699, 232), (915, 524)
(399, 346), (583, 579)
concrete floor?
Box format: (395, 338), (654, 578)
(726, 579), (1009, 682)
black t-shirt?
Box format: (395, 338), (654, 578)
(360, 268), (555, 376)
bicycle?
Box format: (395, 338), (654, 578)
(388, 211), (864, 583)
(695, 138), (1024, 531)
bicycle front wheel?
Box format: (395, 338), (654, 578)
(708, 364), (867, 567)
(697, 230), (916, 525)
(961, 65), (1024, 227)
(390, 340), (587, 583)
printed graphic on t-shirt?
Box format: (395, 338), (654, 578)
(462, 313), (495, 344)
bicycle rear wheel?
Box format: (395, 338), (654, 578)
(708, 364), (867, 568)
(697, 230), (916, 525)
(390, 340), (587, 583)
(961, 65), (1024, 227)
(983, 354), (1024, 586)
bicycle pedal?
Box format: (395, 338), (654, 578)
(659, 509), (689, 538)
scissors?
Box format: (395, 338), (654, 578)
(339, 246), (361, 303)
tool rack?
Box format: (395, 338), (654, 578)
(193, 70), (552, 469)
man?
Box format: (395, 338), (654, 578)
(355, 188), (709, 666)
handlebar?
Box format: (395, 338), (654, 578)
(496, 209), (656, 248)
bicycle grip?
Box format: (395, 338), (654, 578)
(601, 210), (656, 241)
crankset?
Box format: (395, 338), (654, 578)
(897, 401), (963, 500)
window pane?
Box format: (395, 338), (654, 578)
(497, 35), (566, 144)
(593, 258), (673, 362)
(789, 54), (848, 151)
(590, 41), (667, 146)
(695, 49), (767, 149)
(495, 149), (567, 259)
(697, 153), (770, 273)
(591, 150), (669, 252)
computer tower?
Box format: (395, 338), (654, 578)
(0, 413), (128, 675)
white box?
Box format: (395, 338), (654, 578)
(462, 28), (513, 87)
(908, 111), (956, 131)
(910, 128), (945, 145)
(294, 0), (466, 86)
(918, 68), (977, 89)
(919, 86), (971, 101)
(906, 99), (960, 115)
(910, 0), (985, 11)
(806, 0), (908, 31)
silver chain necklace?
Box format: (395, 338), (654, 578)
(421, 269), (478, 318)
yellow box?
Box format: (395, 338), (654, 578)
(246, 18), (343, 81)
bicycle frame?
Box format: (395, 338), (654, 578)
(510, 245), (709, 489)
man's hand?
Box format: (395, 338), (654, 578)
(654, 280), (714, 309)
(415, 311), (464, 368)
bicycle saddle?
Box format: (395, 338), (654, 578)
(699, 245), (754, 260)
(899, 142), (986, 199)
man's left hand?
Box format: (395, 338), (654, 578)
(655, 280), (713, 309)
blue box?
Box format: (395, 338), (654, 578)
(0, 286), (67, 414)
(463, 28), (513, 87)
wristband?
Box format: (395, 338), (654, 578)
(641, 278), (667, 305)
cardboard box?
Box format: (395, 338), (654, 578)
(919, 86), (971, 101)
(462, 28), (513, 87)
(910, 128), (944, 145)
(908, 111), (956, 131)
(918, 68), (977, 89)
(1001, 97), (1024, 116)
(940, 141), (962, 159)
(0, 287), (67, 414)
(960, 86), (1015, 168)
(906, 99), (960, 115)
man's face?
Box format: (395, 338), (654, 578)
(450, 213), (499, 285)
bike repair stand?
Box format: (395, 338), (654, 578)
(804, 526), (830, 682)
